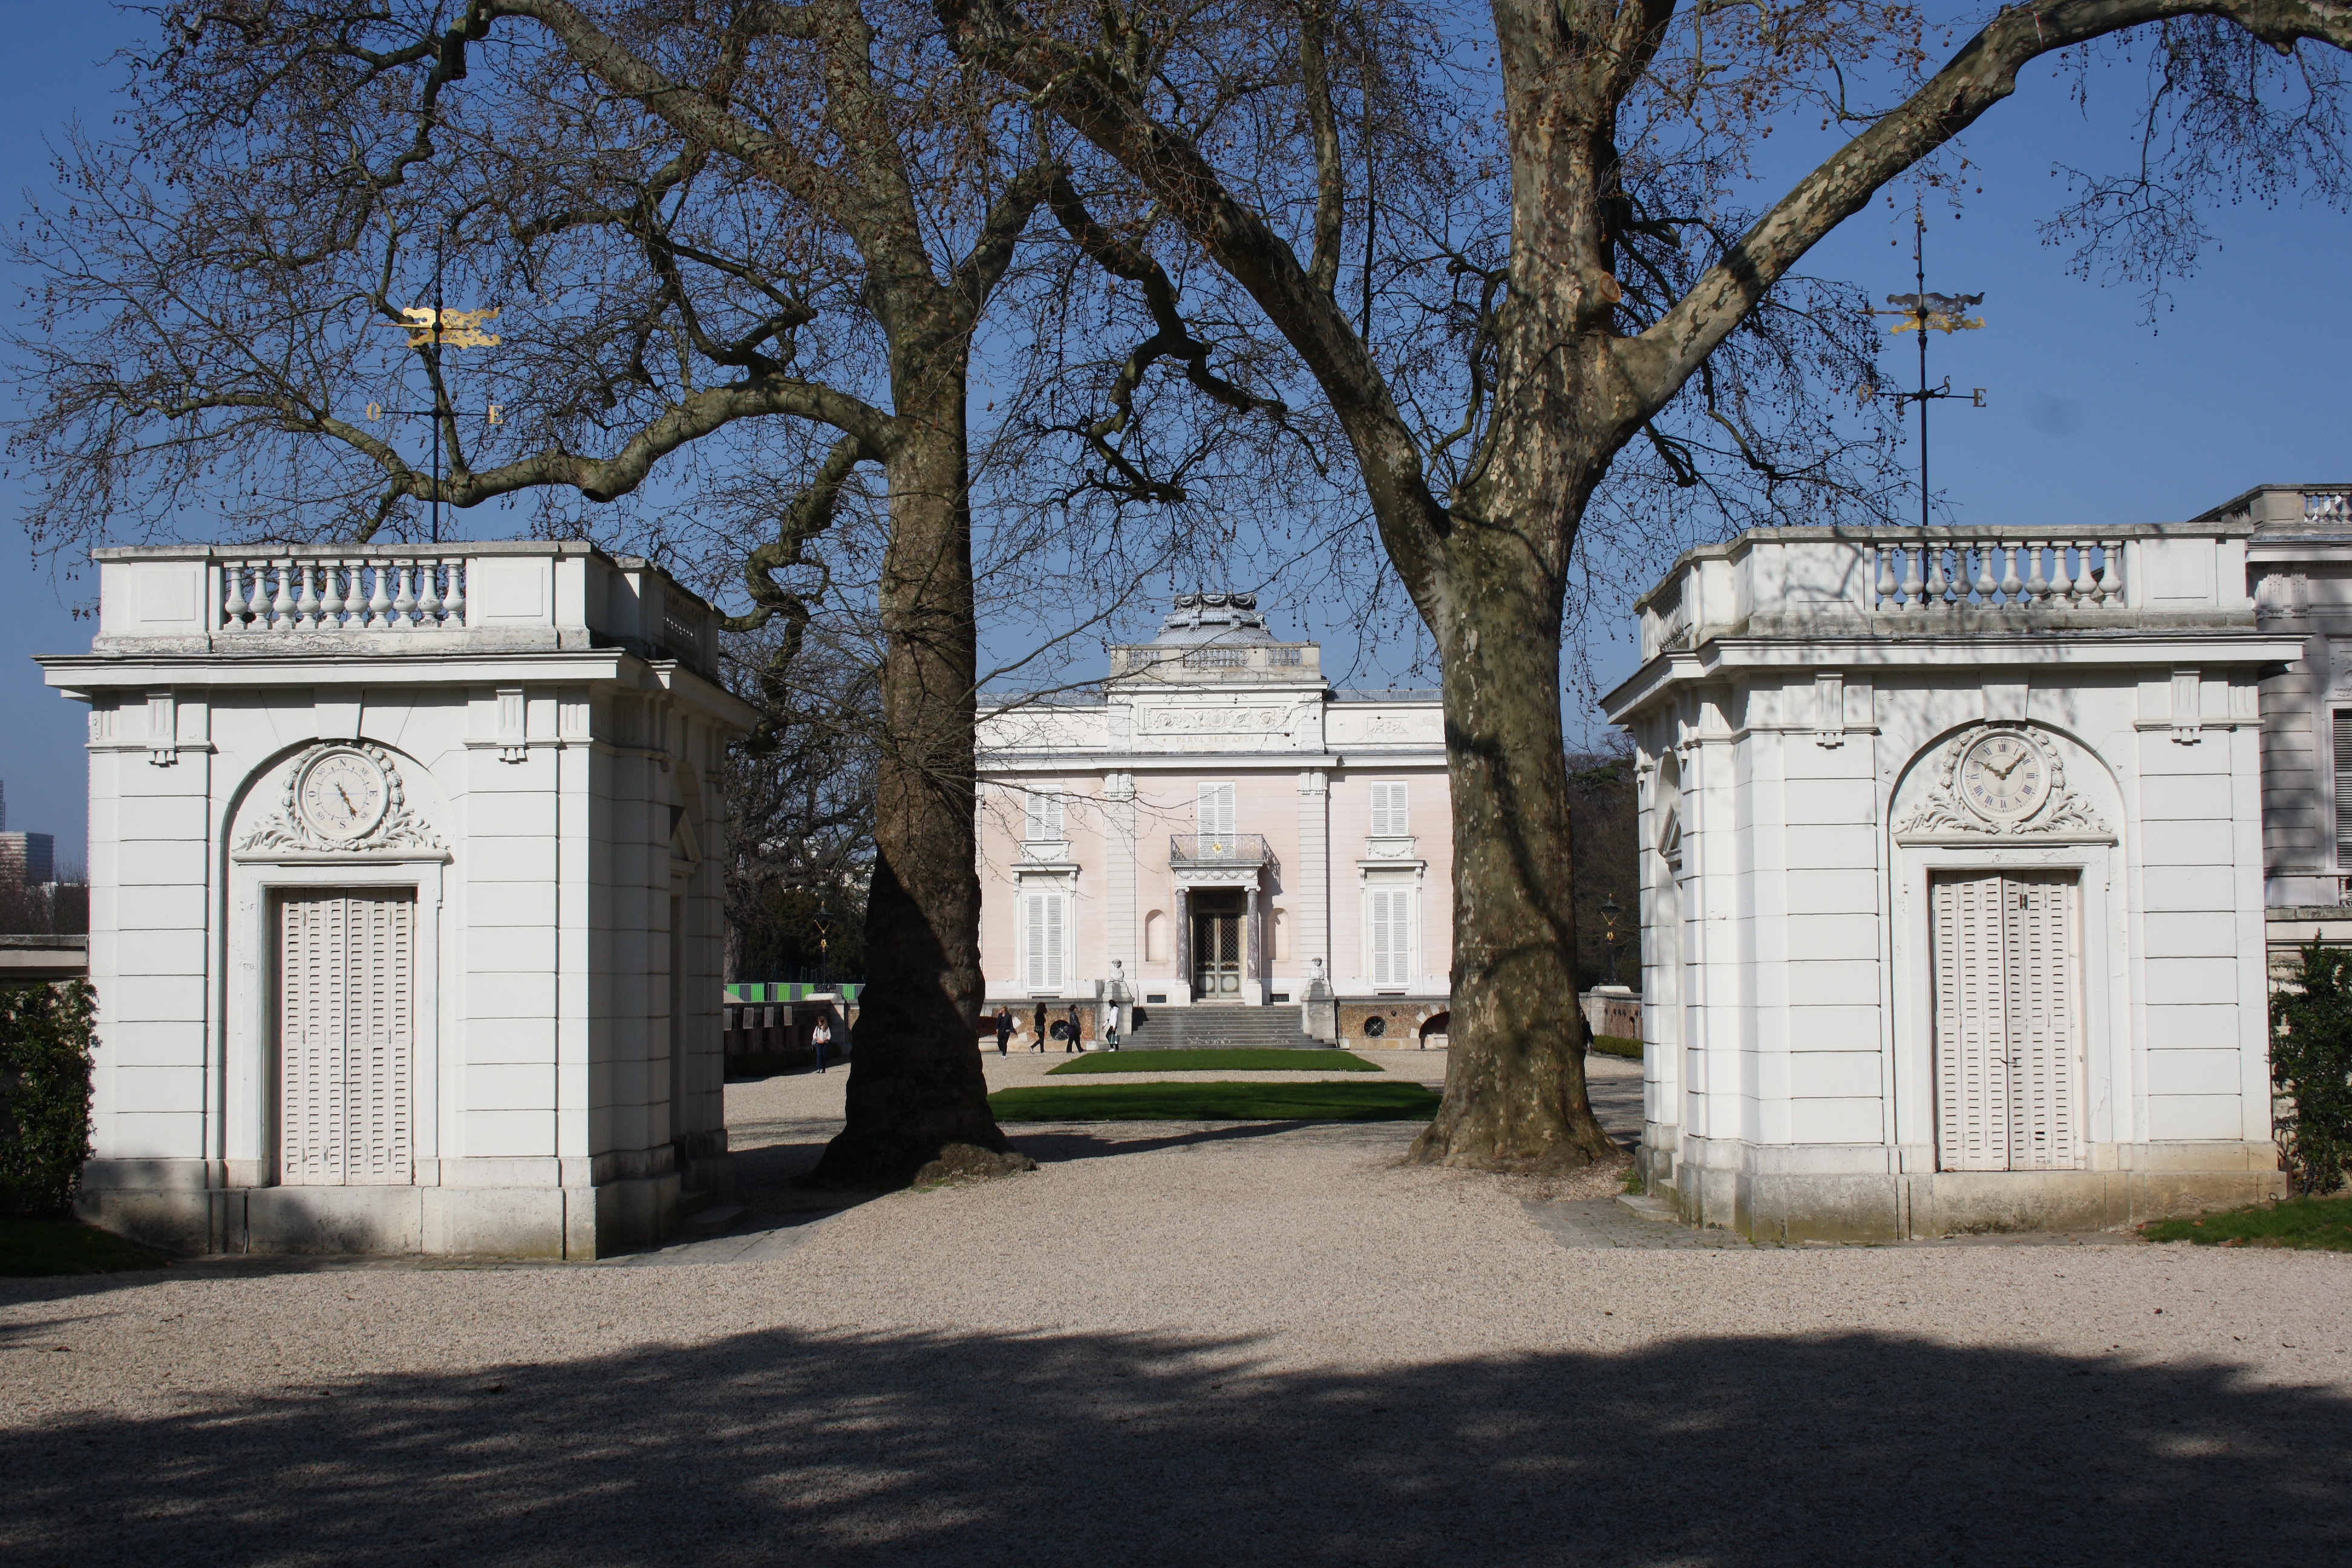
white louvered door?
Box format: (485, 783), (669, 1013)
(1931, 871), (2080, 1172)
(280, 892), (414, 1186)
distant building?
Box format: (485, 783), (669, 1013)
(976, 593), (1452, 1048)
(0, 832), (55, 886)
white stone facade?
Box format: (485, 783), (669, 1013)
(40, 543), (753, 1258)
(976, 595), (1451, 1034)
(2213, 485), (2352, 967)
(1606, 523), (2293, 1241)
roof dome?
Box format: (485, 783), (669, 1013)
(1148, 592), (1279, 647)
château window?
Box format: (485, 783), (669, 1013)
(1370, 781), (1410, 837)
(1024, 790), (1065, 841)
(1197, 782), (1236, 837)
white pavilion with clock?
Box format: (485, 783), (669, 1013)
(1605, 519), (2293, 1243)
(39, 541), (753, 1259)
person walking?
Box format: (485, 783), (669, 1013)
(1031, 1001), (1048, 1053)
(1103, 1011), (1120, 1051)
(811, 1013), (833, 1073)
(1065, 1002), (1082, 1054)
(994, 1005), (1013, 1056)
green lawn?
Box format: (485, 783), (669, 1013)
(1047, 1048), (1380, 1075)
(2139, 1195), (2352, 1250)
(1590, 1034), (1642, 1059)
(990, 1079), (1441, 1123)
(0, 1217), (172, 1276)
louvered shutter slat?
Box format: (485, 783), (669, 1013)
(1025, 893), (1045, 988)
(1045, 896), (1065, 989)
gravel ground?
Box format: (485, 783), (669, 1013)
(5, 1051), (2348, 1566)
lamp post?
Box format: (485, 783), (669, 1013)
(1599, 893), (1624, 988)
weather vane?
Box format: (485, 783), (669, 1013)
(1863, 211), (1988, 532)
(367, 222), (504, 544)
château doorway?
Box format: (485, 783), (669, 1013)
(1191, 890), (1247, 1001)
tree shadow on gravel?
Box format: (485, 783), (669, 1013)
(2, 1324), (2345, 1566)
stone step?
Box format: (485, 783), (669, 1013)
(684, 1202), (747, 1232)
(677, 1187), (715, 1218)
(1122, 1004), (1336, 1051)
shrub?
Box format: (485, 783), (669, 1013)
(2271, 942), (2352, 1197)
(0, 981), (97, 1216)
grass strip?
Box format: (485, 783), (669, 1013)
(0, 1217), (171, 1276)
(1590, 1034), (1642, 1059)
(991, 1079), (1440, 1123)
(1047, 1048), (1380, 1076)
(2138, 1195), (2352, 1250)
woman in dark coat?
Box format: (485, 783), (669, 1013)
(1065, 1002), (1082, 1053)
(1032, 1001), (1048, 1052)
(995, 1006), (1013, 1056)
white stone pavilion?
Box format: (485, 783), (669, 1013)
(39, 543), (753, 1258)
(1606, 519), (2295, 1241)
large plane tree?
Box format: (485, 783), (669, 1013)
(942, 0), (2352, 1169)
(10, 0), (1091, 1184)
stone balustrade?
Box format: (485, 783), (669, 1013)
(219, 554), (468, 633)
(1871, 538), (2126, 612)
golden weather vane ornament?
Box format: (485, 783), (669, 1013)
(361, 220), (506, 545)
(1856, 213), (1990, 532)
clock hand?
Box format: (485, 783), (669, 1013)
(1987, 753), (2026, 780)
(335, 783), (356, 813)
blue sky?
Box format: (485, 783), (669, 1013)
(3, 9), (2346, 858)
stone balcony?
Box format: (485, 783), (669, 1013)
(1169, 832), (1273, 868)
(1634, 522), (2262, 660)
(77, 541), (721, 679)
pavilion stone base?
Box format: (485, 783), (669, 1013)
(1642, 1134), (2284, 1244)
(73, 1149), (726, 1260)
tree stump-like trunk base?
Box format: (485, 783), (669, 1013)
(803, 1131), (1035, 1191)
(1405, 1117), (1619, 1174)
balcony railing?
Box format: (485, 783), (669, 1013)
(1170, 833), (1272, 866)
(1872, 538), (2126, 612)
(221, 555), (468, 632)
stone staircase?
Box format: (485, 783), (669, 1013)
(1122, 1004), (1334, 1051)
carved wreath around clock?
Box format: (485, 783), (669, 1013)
(1893, 724), (2109, 837)
(235, 742), (446, 853)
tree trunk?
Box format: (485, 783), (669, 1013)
(809, 374), (1033, 1186)
(1406, 497), (1618, 1172)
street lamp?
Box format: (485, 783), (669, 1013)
(1599, 893), (1624, 987)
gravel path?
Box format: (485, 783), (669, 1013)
(5, 1050), (2348, 1565)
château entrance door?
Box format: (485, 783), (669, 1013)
(278, 890), (414, 1185)
(1192, 895), (1245, 1001)
(1930, 871), (2082, 1172)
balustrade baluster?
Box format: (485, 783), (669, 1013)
(1899, 546), (1922, 607)
(2023, 542), (2049, 603)
(1972, 547), (1998, 603)
(440, 558), (465, 627)
(1875, 547), (1898, 609)
(269, 562), (295, 632)
(1925, 547), (1949, 606)
(319, 561), (345, 627)
(293, 563), (319, 630)
(392, 562), (418, 628)
(2071, 540), (2099, 603)
(1998, 544), (2023, 604)
(221, 563), (249, 631)
(366, 563), (393, 629)
(2099, 540), (2124, 607)
(416, 559), (442, 626)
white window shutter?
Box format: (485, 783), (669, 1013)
(1198, 783), (1234, 837)
(1025, 791), (1064, 840)
(1371, 890), (1409, 985)
(2335, 711), (2352, 862)
(1044, 895), (1065, 989)
(1371, 783), (1408, 837)
(1025, 893), (1045, 988)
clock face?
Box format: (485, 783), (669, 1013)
(296, 749), (389, 841)
(1959, 731), (2049, 821)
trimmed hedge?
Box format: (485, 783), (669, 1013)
(2273, 941), (2352, 1196)
(1, 981), (97, 1217)
(1589, 1034), (1642, 1060)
